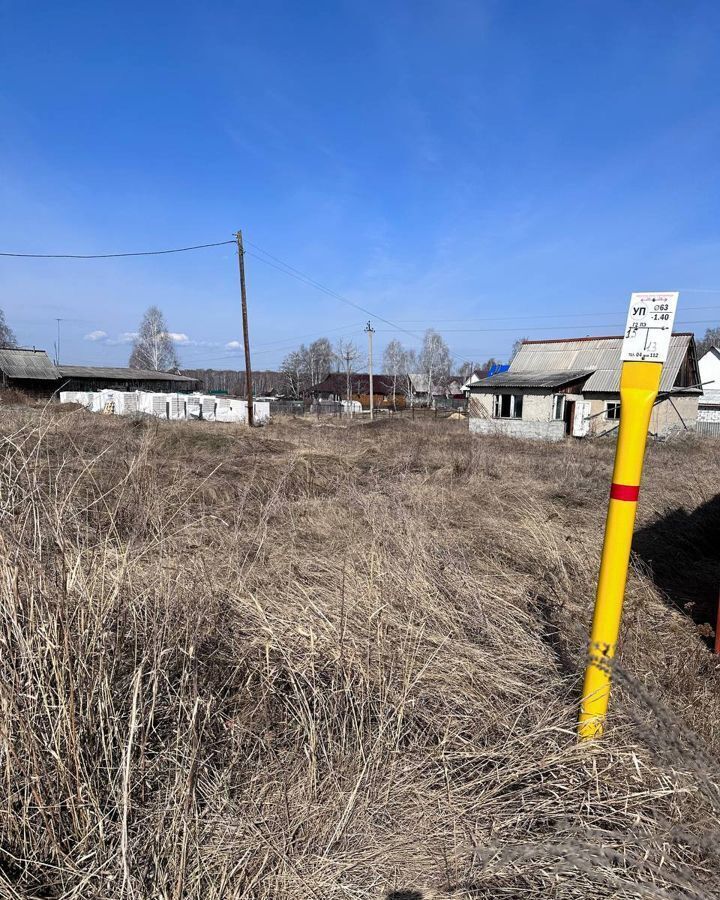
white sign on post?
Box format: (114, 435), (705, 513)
(621, 292), (679, 363)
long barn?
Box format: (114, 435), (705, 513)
(0, 348), (198, 396)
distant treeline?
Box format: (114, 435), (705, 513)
(182, 369), (287, 396)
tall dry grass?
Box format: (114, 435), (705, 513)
(0, 407), (719, 899)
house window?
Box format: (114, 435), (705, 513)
(552, 394), (565, 421)
(606, 401), (621, 420)
(493, 393), (523, 419)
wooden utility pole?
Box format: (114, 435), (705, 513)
(365, 321), (375, 421)
(344, 351), (352, 404)
(235, 230), (254, 426)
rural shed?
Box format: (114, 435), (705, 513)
(468, 333), (700, 441)
(58, 366), (198, 393)
(310, 373), (400, 408)
(0, 348), (60, 395)
(0, 347), (201, 398)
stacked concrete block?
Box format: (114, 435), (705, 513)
(215, 397), (233, 422)
(253, 401), (270, 424)
(60, 391), (94, 409)
(185, 395), (202, 419)
(57, 389), (270, 425)
(199, 396), (217, 421)
(167, 395), (186, 420)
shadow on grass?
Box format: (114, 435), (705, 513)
(633, 493), (720, 647)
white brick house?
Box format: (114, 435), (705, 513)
(697, 348), (720, 429)
(468, 334), (700, 441)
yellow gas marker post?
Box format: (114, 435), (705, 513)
(578, 291), (679, 740)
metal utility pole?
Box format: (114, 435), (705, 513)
(235, 230), (254, 427)
(365, 321), (375, 421)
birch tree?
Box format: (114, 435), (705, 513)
(696, 327), (720, 360)
(510, 337), (528, 362)
(0, 310), (17, 348)
(280, 349), (305, 398)
(335, 338), (361, 401)
(307, 338), (334, 387)
(418, 329), (451, 405)
(129, 306), (180, 371)
(383, 339), (407, 409)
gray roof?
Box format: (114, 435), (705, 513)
(408, 373), (430, 393)
(470, 369), (595, 390)
(509, 334), (697, 393)
(59, 366), (196, 383)
(0, 348), (59, 381)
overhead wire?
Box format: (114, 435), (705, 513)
(177, 322), (366, 365)
(389, 304), (720, 324)
(244, 242), (426, 344)
(3, 234), (719, 366)
(0, 240), (235, 259)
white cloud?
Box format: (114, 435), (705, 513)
(225, 340), (242, 349)
(116, 332), (138, 344)
(84, 330), (107, 341)
(165, 332), (190, 344)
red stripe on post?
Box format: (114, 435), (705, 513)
(610, 483), (640, 502)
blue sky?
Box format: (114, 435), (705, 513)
(1, 0), (720, 370)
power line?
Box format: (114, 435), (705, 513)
(244, 242), (425, 344)
(389, 304), (720, 324)
(0, 240), (235, 259)
(243, 242), (483, 366)
(374, 318), (720, 334)
(176, 321), (366, 362)
(185, 332), (369, 366)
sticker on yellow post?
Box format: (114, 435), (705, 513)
(578, 291), (679, 740)
(621, 292), (679, 362)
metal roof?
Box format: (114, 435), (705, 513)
(0, 348), (59, 380)
(408, 373), (430, 393)
(470, 369), (595, 390)
(699, 389), (720, 407)
(510, 334), (696, 393)
(59, 366), (196, 382)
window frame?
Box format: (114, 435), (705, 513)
(552, 394), (565, 421)
(605, 401), (621, 421)
(493, 393), (523, 419)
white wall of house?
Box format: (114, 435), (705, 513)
(698, 405), (720, 423)
(469, 388), (698, 440)
(468, 390), (564, 440)
(699, 348), (720, 390)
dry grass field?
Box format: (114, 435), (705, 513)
(1, 406), (719, 899)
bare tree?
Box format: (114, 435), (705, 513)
(459, 360), (476, 381)
(459, 358), (500, 387)
(418, 329), (451, 406)
(696, 326), (720, 360)
(280, 349), (305, 399)
(335, 338), (361, 402)
(0, 310), (17, 349)
(510, 337), (528, 362)
(129, 306), (180, 371)
(383, 340), (407, 409)
(399, 347), (418, 405)
(307, 338), (334, 388)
